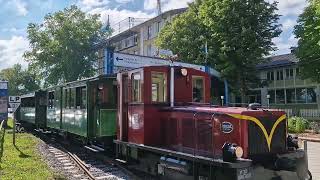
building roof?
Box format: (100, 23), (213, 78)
(256, 54), (299, 70)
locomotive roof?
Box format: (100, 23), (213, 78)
(45, 74), (116, 90)
(119, 65), (207, 74)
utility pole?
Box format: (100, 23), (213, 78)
(157, 0), (162, 15)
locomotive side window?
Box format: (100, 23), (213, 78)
(151, 72), (167, 102)
(132, 72), (141, 102)
(192, 76), (204, 103)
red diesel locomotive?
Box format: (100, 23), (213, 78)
(114, 66), (310, 180)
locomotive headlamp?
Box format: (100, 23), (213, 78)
(235, 146), (244, 158)
(222, 142), (243, 162)
(181, 68), (188, 76)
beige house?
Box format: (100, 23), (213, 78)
(248, 54), (320, 119)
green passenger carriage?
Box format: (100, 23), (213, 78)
(19, 91), (47, 128)
(46, 75), (118, 147)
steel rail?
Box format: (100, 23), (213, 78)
(67, 152), (96, 180)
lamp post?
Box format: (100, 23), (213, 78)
(267, 94), (270, 108)
(221, 96), (225, 106)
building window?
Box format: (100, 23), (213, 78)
(267, 90), (275, 104)
(285, 68), (294, 79)
(192, 76), (205, 103)
(267, 71), (274, 81)
(134, 34), (138, 45)
(296, 88), (307, 103)
(296, 68), (300, 77)
(147, 44), (152, 56)
(147, 25), (152, 39)
(132, 72), (142, 102)
(156, 21), (161, 33)
(151, 72), (167, 102)
(247, 90), (261, 104)
(286, 89), (295, 104)
(307, 88), (317, 103)
(276, 70), (283, 80)
(276, 89), (285, 104)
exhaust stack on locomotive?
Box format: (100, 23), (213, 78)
(115, 66), (311, 180)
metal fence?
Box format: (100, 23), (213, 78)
(277, 108), (320, 120)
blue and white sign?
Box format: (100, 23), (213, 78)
(0, 81), (8, 121)
(104, 48), (220, 76)
(221, 122), (233, 134)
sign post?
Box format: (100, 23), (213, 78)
(9, 96), (21, 145)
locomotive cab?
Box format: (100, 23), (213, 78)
(116, 66), (210, 146)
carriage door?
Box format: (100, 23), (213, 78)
(120, 74), (129, 141)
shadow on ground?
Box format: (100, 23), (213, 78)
(14, 144), (31, 158)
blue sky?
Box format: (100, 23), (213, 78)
(0, 0), (307, 70)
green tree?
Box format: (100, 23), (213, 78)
(156, 0), (281, 102)
(156, 0), (208, 64)
(0, 64), (40, 95)
(294, 0), (320, 82)
(24, 5), (110, 86)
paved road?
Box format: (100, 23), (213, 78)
(306, 141), (320, 180)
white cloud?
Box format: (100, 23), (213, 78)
(282, 18), (297, 31)
(87, 7), (155, 34)
(144, 0), (157, 10)
(144, 0), (192, 12)
(0, 36), (29, 70)
(272, 34), (297, 55)
(269, 0), (307, 16)
(162, 0), (193, 12)
(9, 0), (28, 16)
(79, 0), (110, 11)
(1, 27), (25, 35)
(115, 0), (133, 3)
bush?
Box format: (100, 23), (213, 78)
(310, 122), (320, 134)
(288, 116), (309, 133)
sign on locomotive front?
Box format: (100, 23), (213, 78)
(0, 81), (8, 122)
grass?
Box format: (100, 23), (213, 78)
(0, 119), (64, 180)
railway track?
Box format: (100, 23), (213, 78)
(44, 136), (132, 180)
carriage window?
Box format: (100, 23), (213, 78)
(192, 76), (204, 103)
(48, 91), (55, 109)
(64, 89), (69, 108)
(132, 72), (141, 102)
(76, 86), (87, 109)
(70, 88), (76, 109)
(151, 72), (167, 102)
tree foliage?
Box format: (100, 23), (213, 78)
(0, 64), (40, 95)
(24, 5), (109, 86)
(294, 0), (320, 82)
(156, 0), (281, 98)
